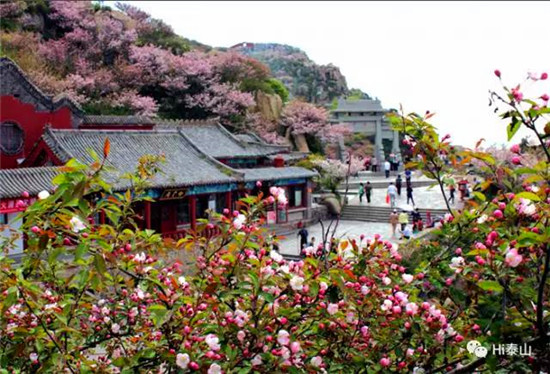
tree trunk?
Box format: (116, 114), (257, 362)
(293, 133), (310, 153)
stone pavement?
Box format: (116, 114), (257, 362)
(278, 219), (410, 257)
(346, 185), (453, 210)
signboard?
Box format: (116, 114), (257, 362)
(160, 188), (187, 200)
(267, 211), (277, 224)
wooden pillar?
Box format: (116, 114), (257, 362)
(225, 191), (232, 211)
(100, 210), (106, 225)
(190, 196), (197, 230)
(145, 201), (151, 229)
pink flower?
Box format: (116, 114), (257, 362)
(511, 87), (523, 102)
(205, 334), (221, 351)
(505, 248), (523, 267)
(511, 155), (521, 165)
(31, 226), (40, 234)
(380, 357), (391, 367)
(510, 144), (520, 154)
(29, 353), (38, 363)
(402, 274), (414, 284)
(311, 356), (323, 367)
(494, 69), (501, 78)
(290, 341), (301, 353)
(493, 210), (503, 219)
(406, 302), (419, 316)
(277, 330), (290, 345)
(207, 363), (222, 374)
(256, 180), (262, 187)
(111, 323), (120, 334)
(327, 303), (339, 315)
(541, 72), (548, 80)
(176, 353), (190, 369)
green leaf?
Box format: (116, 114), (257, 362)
(514, 191), (540, 202)
(478, 280), (503, 293)
(507, 116), (521, 141)
(148, 304), (168, 327)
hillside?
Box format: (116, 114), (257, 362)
(229, 42), (350, 105)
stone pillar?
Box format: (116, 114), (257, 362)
(375, 119), (384, 163)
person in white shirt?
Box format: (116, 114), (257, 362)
(387, 182), (397, 208)
(384, 159), (391, 178)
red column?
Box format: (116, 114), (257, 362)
(100, 210), (106, 224)
(145, 201), (151, 229)
(190, 196), (197, 230)
(225, 191), (232, 211)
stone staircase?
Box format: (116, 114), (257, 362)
(340, 205), (449, 223)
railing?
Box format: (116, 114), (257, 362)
(161, 226), (222, 241)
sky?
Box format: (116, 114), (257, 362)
(108, 1), (550, 148)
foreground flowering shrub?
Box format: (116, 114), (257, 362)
(0, 72), (548, 373)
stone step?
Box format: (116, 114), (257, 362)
(340, 205), (448, 223)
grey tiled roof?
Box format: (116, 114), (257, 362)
(178, 123), (286, 158)
(0, 57), (83, 113)
(42, 129), (241, 188)
(82, 115), (156, 126)
(243, 167), (317, 182)
(332, 99), (386, 113)
(0, 167), (59, 199)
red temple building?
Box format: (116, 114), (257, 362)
(0, 57), (316, 255)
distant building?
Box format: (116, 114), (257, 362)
(0, 57), (316, 255)
(329, 98), (400, 163)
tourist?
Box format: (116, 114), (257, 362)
(387, 182), (397, 208)
(398, 210), (409, 232)
(401, 224), (413, 240)
(363, 155), (371, 170)
(308, 236), (316, 248)
(384, 159), (391, 178)
(412, 208), (422, 232)
(365, 181), (372, 203)
(405, 168), (412, 186)
(389, 209), (399, 237)
(297, 222), (309, 251)
(458, 179), (468, 201)
(406, 184), (415, 206)
(395, 174), (403, 196)
(371, 156), (378, 172)
(358, 183), (365, 204)
(389, 153), (396, 171)
(449, 184), (456, 205)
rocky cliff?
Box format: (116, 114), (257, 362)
(229, 43), (349, 105)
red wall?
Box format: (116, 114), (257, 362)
(0, 96), (73, 169)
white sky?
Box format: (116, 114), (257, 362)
(109, 1), (550, 147)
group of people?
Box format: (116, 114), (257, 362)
(386, 170), (415, 208)
(389, 207), (424, 240)
(362, 153), (400, 177)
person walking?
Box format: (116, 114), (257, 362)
(365, 181), (372, 203)
(406, 184), (415, 206)
(395, 174), (403, 196)
(398, 210), (409, 232)
(389, 209), (399, 237)
(384, 159), (391, 178)
(297, 222), (309, 251)
(405, 168), (412, 186)
(387, 182), (397, 208)
(371, 157), (378, 172)
(358, 183), (365, 204)
(449, 184), (456, 205)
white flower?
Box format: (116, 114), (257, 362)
(516, 198), (536, 216)
(290, 276), (304, 291)
(381, 299), (393, 311)
(233, 214), (247, 230)
(382, 277), (391, 285)
(361, 285), (370, 295)
(208, 363), (222, 374)
(38, 190), (50, 200)
(449, 257), (465, 272)
(133, 252), (146, 264)
(29, 352), (38, 362)
(251, 354), (263, 366)
(530, 185), (539, 193)
(320, 282), (328, 292)
(270, 250), (283, 263)
(111, 323), (120, 334)
(279, 265), (290, 274)
(176, 353), (190, 369)
(69, 216), (86, 233)
(311, 356), (323, 367)
(178, 276), (188, 287)
(277, 330), (290, 345)
(402, 274), (414, 284)
(327, 303), (339, 315)
(477, 214), (488, 224)
(205, 334), (221, 351)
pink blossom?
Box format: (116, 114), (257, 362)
(311, 356), (323, 367)
(402, 274), (414, 284)
(494, 69), (501, 78)
(277, 330), (290, 346)
(380, 357), (391, 367)
(510, 144), (521, 154)
(205, 334), (221, 351)
(327, 303), (339, 315)
(176, 353), (190, 369)
(505, 248), (523, 267)
(290, 341), (301, 353)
